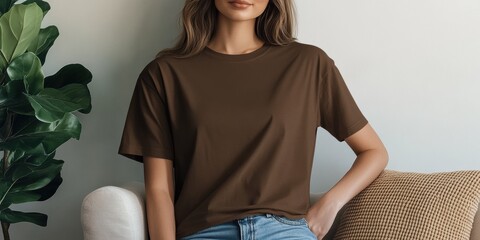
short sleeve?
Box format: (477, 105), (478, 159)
(118, 60), (175, 164)
(317, 50), (368, 142)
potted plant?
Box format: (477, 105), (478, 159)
(0, 1), (92, 239)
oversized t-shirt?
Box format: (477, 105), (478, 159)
(117, 40), (368, 238)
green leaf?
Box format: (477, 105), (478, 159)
(0, 181), (10, 206)
(7, 52), (44, 95)
(26, 26), (58, 65)
(44, 64), (92, 88)
(0, 172), (63, 208)
(7, 148), (55, 167)
(0, 53), (6, 72)
(0, 173), (63, 207)
(0, 0), (18, 16)
(0, 77), (23, 100)
(0, 173), (62, 211)
(0, 112), (81, 154)
(5, 148), (25, 166)
(0, 208), (47, 226)
(0, 3), (43, 71)
(22, 0), (50, 16)
(3, 191), (42, 204)
(10, 159), (63, 192)
(4, 150), (54, 182)
(10, 162), (35, 182)
(44, 64), (93, 113)
(0, 79), (34, 115)
(7, 98), (34, 115)
(25, 83), (90, 123)
(0, 108), (6, 129)
(31, 173), (62, 201)
(0, 154), (62, 212)
(27, 148), (56, 166)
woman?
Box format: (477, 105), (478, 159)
(118, 0), (389, 239)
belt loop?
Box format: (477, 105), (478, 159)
(265, 213), (272, 218)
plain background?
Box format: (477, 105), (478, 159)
(7, 0), (479, 239)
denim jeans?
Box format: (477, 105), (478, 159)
(179, 213), (317, 240)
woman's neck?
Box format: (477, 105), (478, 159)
(207, 13), (264, 55)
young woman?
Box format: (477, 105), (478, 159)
(118, 0), (389, 239)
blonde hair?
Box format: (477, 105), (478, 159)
(156, 0), (298, 58)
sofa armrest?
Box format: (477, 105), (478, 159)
(81, 181), (147, 240)
(310, 193), (480, 240)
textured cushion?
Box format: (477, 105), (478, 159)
(333, 169), (480, 240)
(81, 181), (147, 240)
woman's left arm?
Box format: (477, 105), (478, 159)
(306, 123), (389, 239)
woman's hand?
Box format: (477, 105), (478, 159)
(305, 193), (343, 240)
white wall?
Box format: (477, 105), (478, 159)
(9, 0), (479, 239)
(297, 0), (480, 193)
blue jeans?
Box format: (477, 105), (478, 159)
(179, 213), (317, 240)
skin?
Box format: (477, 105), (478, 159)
(143, 157), (175, 240)
(207, 0), (270, 54)
(143, 1), (388, 240)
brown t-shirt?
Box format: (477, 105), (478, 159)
(118, 41), (368, 238)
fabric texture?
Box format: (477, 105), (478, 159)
(80, 182), (147, 240)
(332, 169), (480, 240)
(117, 40), (368, 238)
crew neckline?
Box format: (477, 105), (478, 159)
(203, 43), (271, 62)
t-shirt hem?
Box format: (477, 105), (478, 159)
(336, 117), (369, 142)
(117, 145), (174, 164)
(175, 209), (307, 238)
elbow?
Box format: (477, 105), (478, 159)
(364, 145), (389, 170)
(380, 146), (389, 169)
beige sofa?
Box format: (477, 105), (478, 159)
(81, 181), (480, 240)
(317, 191), (480, 240)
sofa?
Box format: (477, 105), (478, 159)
(81, 180), (480, 240)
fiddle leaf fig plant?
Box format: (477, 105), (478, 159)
(0, 1), (92, 239)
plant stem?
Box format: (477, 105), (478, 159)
(1, 111), (13, 240)
(0, 71), (6, 86)
(2, 111), (13, 174)
(2, 150), (7, 175)
(1, 222), (10, 240)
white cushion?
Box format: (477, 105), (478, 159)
(81, 181), (147, 240)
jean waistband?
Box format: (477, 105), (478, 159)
(238, 213), (277, 220)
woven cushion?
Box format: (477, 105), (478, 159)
(333, 169), (480, 240)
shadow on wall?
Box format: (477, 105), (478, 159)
(110, 0), (187, 179)
(112, 0), (187, 179)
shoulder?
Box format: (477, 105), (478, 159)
(135, 58), (160, 83)
(133, 55), (172, 92)
(288, 41), (335, 65)
(146, 54), (172, 70)
(138, 53), (178, 79)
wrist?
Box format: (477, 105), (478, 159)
(322, 190), (347, 211)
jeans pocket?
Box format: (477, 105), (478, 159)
(268, 214), (308, 226)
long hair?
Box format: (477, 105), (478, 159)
(156, 0), (297, 59)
